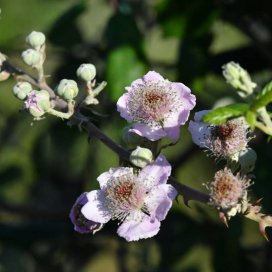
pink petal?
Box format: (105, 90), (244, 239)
(81, 190), (111, 223)
(188, 111), (211, 148)
(143, 71), (164, 82)
(117, 216), (161, 241)
(171, 82), (196, 111)
(117, 93), (133, 122)
(139, 155), (171, 188)
(130, 123), (167, 141)
(145, 184), (177, 221)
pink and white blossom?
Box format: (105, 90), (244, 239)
(188, 111), (250, 160)
(117, 71), (196, 141)
(81, 155), (177, 241)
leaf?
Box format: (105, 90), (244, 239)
(250, 81), (272, 111)
(202, 103), (249, 124)
(106, 46), (146, 101)
(245, 111), (256, 129)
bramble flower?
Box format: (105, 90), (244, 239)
(80, 155), (177, 241)
(188, 111), (250, 160)
(69, 192), (103, 234)
(207, 168), (251, 218)
(117, 71), (196, 141)
(24, 90), (51, 117)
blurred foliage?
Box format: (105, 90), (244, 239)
(0, 0), (272, 271)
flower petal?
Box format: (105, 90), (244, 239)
(81, 190), (111, 223)
(130, 123), (167, 141)
(117, 216), (161, 241)
(97, 167), (133, 189)
(188, 111), (211, 148)
(143, 71), (164, 82)
(139, 155), (171, 188)
(145, 184), (177, 221)
(117, 93), (133, 122)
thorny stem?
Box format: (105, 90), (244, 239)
(82, 120), (210, 204)
(0, 52), (211, 204)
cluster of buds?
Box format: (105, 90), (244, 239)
(22, 31), (46, 68)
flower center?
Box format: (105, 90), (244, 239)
(210, 169), (247, 209)
(105, 173), (147, 221)
(127, 81), (180, 124)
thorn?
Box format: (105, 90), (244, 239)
(255, 198), (263, 205)
(259, 221), (269, 241)
(183, 197), (191, 208)
(219, 212), (229, 228)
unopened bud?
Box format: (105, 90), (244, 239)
(0, 71), (10, 81)
(56, 79), (79, 101)
(13, 82), (33, 100)
(22, 49), (41, 66)
(26, 31), (46, 49)
(222, 62), (256, 98)
(76, 63), (96, 82)
(24, 90), (51, 117)
(238, 148), (257, 173)
(130, 146), (153, 168)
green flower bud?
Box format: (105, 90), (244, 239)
(21, 49), (41, 66)
(76, 63), (96, 82)
(56, 79), (79, 101)
(24, 90), (51, 117)
(238, 148), (257, 173)
(129, 146), (153, 168)
(13, 82), (33, 100)
(122, 126), (144, 146)
(222, 62), (256, 98)
(25, 31), (46, 49)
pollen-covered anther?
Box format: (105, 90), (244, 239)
(208, 118), (250, 159)
(105, 174), (146, 221)
(209, 168), (251, 211)
(127, 81), (179, 124)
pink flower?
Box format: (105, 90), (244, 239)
(80, 155), (177, 241)
(188, 111), (250, 160)
(117, 71), (196, 141)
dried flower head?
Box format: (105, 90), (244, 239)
(188, 111), (250, 160)
(208, 168), (251, 214)
(117, 71), (196, 141)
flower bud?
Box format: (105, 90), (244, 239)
(69, 192), (103, 234)
(76, 63), (96, 82)
(0, 71), (10, 81)
(122, 126), (144, 145)
(13, 82), (33, 100)
(24, 90), (51, 117)
(56, 79), (79, 101)
(238, 148), (257, 173)
(129, 146), (153, 168)
(25, 31), (46, 49)
(222, 62), (256, 98)
(21, 49), (41, 66)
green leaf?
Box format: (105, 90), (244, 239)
(202, 103), (249, 124)
(250, 81), (272, 111)
(245, 111), (256, 129)
(106, 46), (146, 101)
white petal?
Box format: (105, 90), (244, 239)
(81, 190), (111, 223)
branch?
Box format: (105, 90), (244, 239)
(82, 120), (210, 204)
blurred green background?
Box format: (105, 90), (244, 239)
(0, 0), (272, 271)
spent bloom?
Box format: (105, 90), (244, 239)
(69, 192), (103, 234)
(207, 168), (251, 217)
(188, 111), (250, 160)
(117, 71), (196, 141)
(80, 155), (177, 241)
